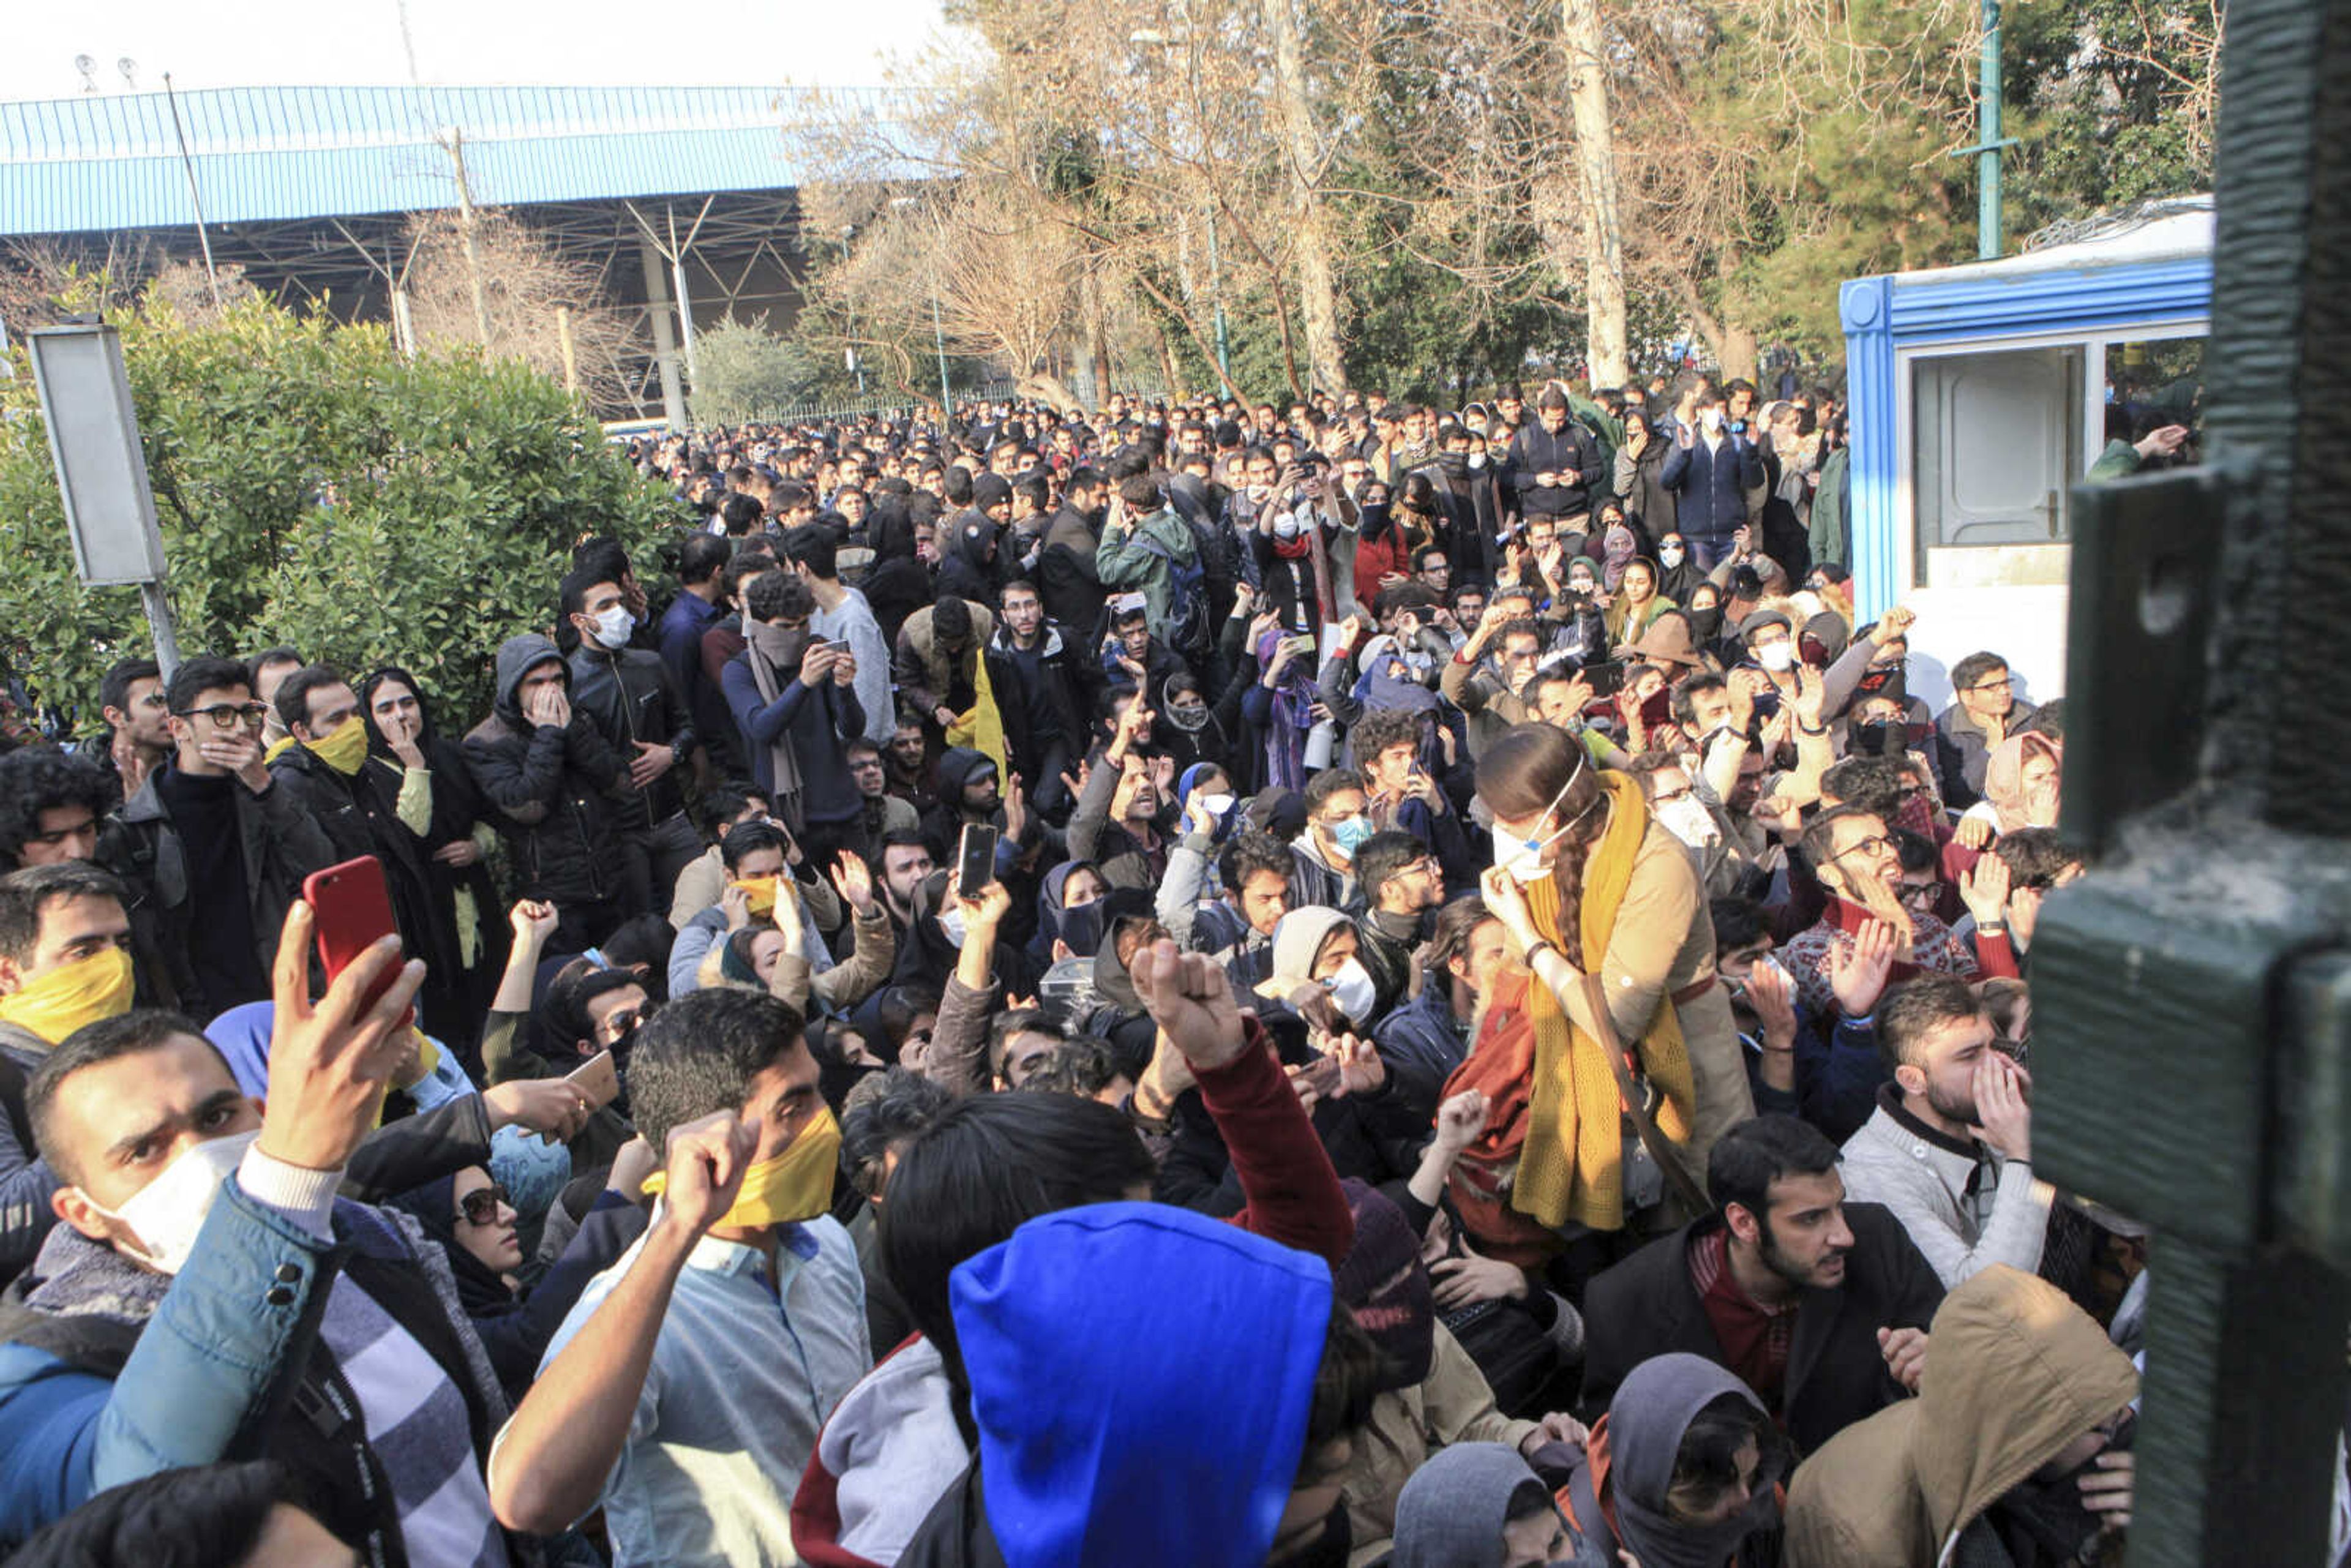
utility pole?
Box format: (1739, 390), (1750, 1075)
(160, 74), (221, 309)
(929, 284), (953, 425)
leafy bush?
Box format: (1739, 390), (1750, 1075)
(0, 284), (683, 735)
(689, 316), (836, 424)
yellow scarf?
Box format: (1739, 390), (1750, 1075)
(1512, 770), (1697, 1232)
(945, 651), (1009, 781)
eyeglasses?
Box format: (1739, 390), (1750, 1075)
(1965, 677), (2014, 694)
(457, 1184), (513, 1226)
(176, 702), (270, 730)
(1826, 833), (1897, 865)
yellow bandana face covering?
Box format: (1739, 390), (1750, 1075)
(730, 877), (781, 920)
(304, 718), (371, 777)
(645, 1106), (841, 1230)
(0, 946), (135, 1047)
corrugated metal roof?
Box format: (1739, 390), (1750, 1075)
(0, 83), (912, 235)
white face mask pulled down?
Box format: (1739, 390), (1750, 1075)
(84, 1130), (260, 1275)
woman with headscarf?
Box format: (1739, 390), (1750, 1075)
(1156, 669), (1237, 779)
(1444, 725), (1752, 1273)
(1239, 626), (1321, 797)
(387, 1158), (651, 1399)
(357, 666), (509, 1048)
(1655, 531), (1707, 609)
(1390, 1444), (1580, 1568)
(1556, 1352), (1787, 1568)
(1976, 732), (2064, 837)
(1026, 860), (1108, 966)
(891, 867), (1038, 999)
(1606, 558), (1678, 653)
(1615, 407), (1678, 541)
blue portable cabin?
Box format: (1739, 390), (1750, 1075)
(1837, 199), (2213, 710)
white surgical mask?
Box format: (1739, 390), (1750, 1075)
(1659, 546), (1685, 568)
(88, 1130), (260, 1275)
(1467, 452), (1489, 470)
(1756, 642), (1796, 673)
(1199, 793), (1235, 817)
(589, 604), (635, 651)
(1488, 752), (1592, 882)
(1322, 959), (1377, 1024)
(1273, 512), (1301, 541)
(1702, 410), (1725, 434)
(937, 904), (969, 949)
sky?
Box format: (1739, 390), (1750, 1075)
(3, 0), (962, 101)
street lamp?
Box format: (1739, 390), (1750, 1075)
(891, 195), (954, 425)
(1130, 26), (1232, 395)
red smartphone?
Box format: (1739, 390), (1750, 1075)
(303, 857), (412, 1028)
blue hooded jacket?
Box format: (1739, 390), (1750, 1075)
(950, 1202), (1335, 1568)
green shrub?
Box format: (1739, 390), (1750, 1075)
(0, 283), (684, 734)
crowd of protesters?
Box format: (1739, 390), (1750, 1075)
(0, 372), (2162, 1567)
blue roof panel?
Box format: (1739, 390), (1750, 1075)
(0, 83), (914, 234)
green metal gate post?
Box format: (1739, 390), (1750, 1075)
(2036, 0), (2351, 1561)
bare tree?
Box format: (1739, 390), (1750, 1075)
(402, 210), (637, 408)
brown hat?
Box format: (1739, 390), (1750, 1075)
(1627, 609), (1708, 670)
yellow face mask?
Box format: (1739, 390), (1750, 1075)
(645, 1106), (840, 1231)
(0, 945), (136, 1048)
(730, 877), (781, 920)
(303, 718), (371, 777)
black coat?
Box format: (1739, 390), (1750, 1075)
(1578, 1206), (1944, 1458)
(461, 636), (628, 915)
(565, 644), (695, 828)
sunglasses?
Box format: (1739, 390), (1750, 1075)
(457, 1184), (513, 1227)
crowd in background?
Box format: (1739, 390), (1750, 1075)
(0, 373), (2152, 1568)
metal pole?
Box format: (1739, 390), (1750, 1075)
(929, 282), (952, 425)
(1208, 211), (1232, 392)
(160, 75), (221, 308)
(1978, 0), (2003, 260)
(138, 580), (182, 681)
(668, 204), (699, 389)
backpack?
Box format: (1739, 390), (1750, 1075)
(1129, 523), (1212, 664)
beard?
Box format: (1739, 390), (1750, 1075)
(1824, 861), (1917, 953)
(1922, 1078), (1981, 1129)
(1760, 1218), (1846, 1291)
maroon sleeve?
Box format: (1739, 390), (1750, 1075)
(1970, 929), (2020, 981)
(1198, 1016), (1356, 1267)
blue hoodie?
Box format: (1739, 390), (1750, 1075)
(950, 1202), (1334, 1568)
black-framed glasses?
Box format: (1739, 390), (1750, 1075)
(457, 1184), (513, 1226)
(176, 702), (270, 730)
(1826, 833), (1897, 865)
(1966, 676), (2015, 694)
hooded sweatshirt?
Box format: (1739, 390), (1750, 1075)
(462, 633), (624, 910)
(942, 1202), (1335, 1568)
(1783, 1265), (2139, 1567)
